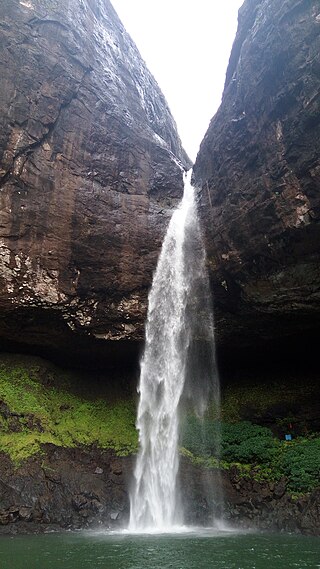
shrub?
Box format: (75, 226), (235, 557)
(181, 414), (320, 493)
(181, 417), (276, 464)
(279, 438), (320, 492)
(221, 421), (276, 463)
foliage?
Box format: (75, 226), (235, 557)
(278, 438), (320, 493)
(221, 421), (277, 463)
(0, 361), (138, 464)
(181, 417), (276, 463)
(180, 414), (320, 493)
(1, 356), (319, 495)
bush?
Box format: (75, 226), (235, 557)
(181, 417), (276, 464)
(181, 415), (320, 493)
(279, 438), (320, 492)
(221, 421), (276, 463)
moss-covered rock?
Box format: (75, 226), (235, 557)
(221, 374), (319, 435)
(0, 354), (138, 463)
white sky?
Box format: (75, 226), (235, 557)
(111, 0), (244, 162)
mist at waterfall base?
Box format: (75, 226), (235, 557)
(129, 171), (221, 532)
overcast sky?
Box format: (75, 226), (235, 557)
(112, 0), (244, 162)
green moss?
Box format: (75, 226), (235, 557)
(0, 358), (138, 464)
(221, 383), (285, 422)
(0, 432), (59, 463)
(180, 447), (220, 469)
(221, 378), (317, 423)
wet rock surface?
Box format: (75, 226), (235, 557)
(0, 0), (189, 366)
(0, 446), (133, 533)
(0, 449), (318, 536)
(222, 469), (320, 536)
(180, 458), (320, 536)
(193, 0), (320, 358)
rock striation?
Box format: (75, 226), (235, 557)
(0, 0), (189, 365)
(193, 0), (320, 360)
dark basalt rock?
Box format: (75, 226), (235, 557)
(193, 0), (320, 363)
(0, 0), (190, 367)
(0, 446), (133, 532)
(0, 449), (318, 535)
(179, 458), (320, 536)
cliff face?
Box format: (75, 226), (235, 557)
(194, 0), (320, 358)
(0, 0), (189, 365)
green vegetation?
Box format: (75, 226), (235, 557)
(221, 378), (317, 423)
(0, 355), (319, 496)
(182, 417), (277, 463)
(0, 358), (138, 464)
(181, 417), (320, 494)
(221, 422), (277, 464)
(279, 437), (320, 493)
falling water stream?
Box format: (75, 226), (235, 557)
(129, 170), (220, 532)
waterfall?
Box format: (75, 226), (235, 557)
(129, 170), (220, 532)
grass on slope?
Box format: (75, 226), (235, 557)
(0, 358), (138, 463)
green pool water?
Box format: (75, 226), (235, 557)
(0, 528), (319, 569)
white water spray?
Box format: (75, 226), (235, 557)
(129, 170), (220, 532)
